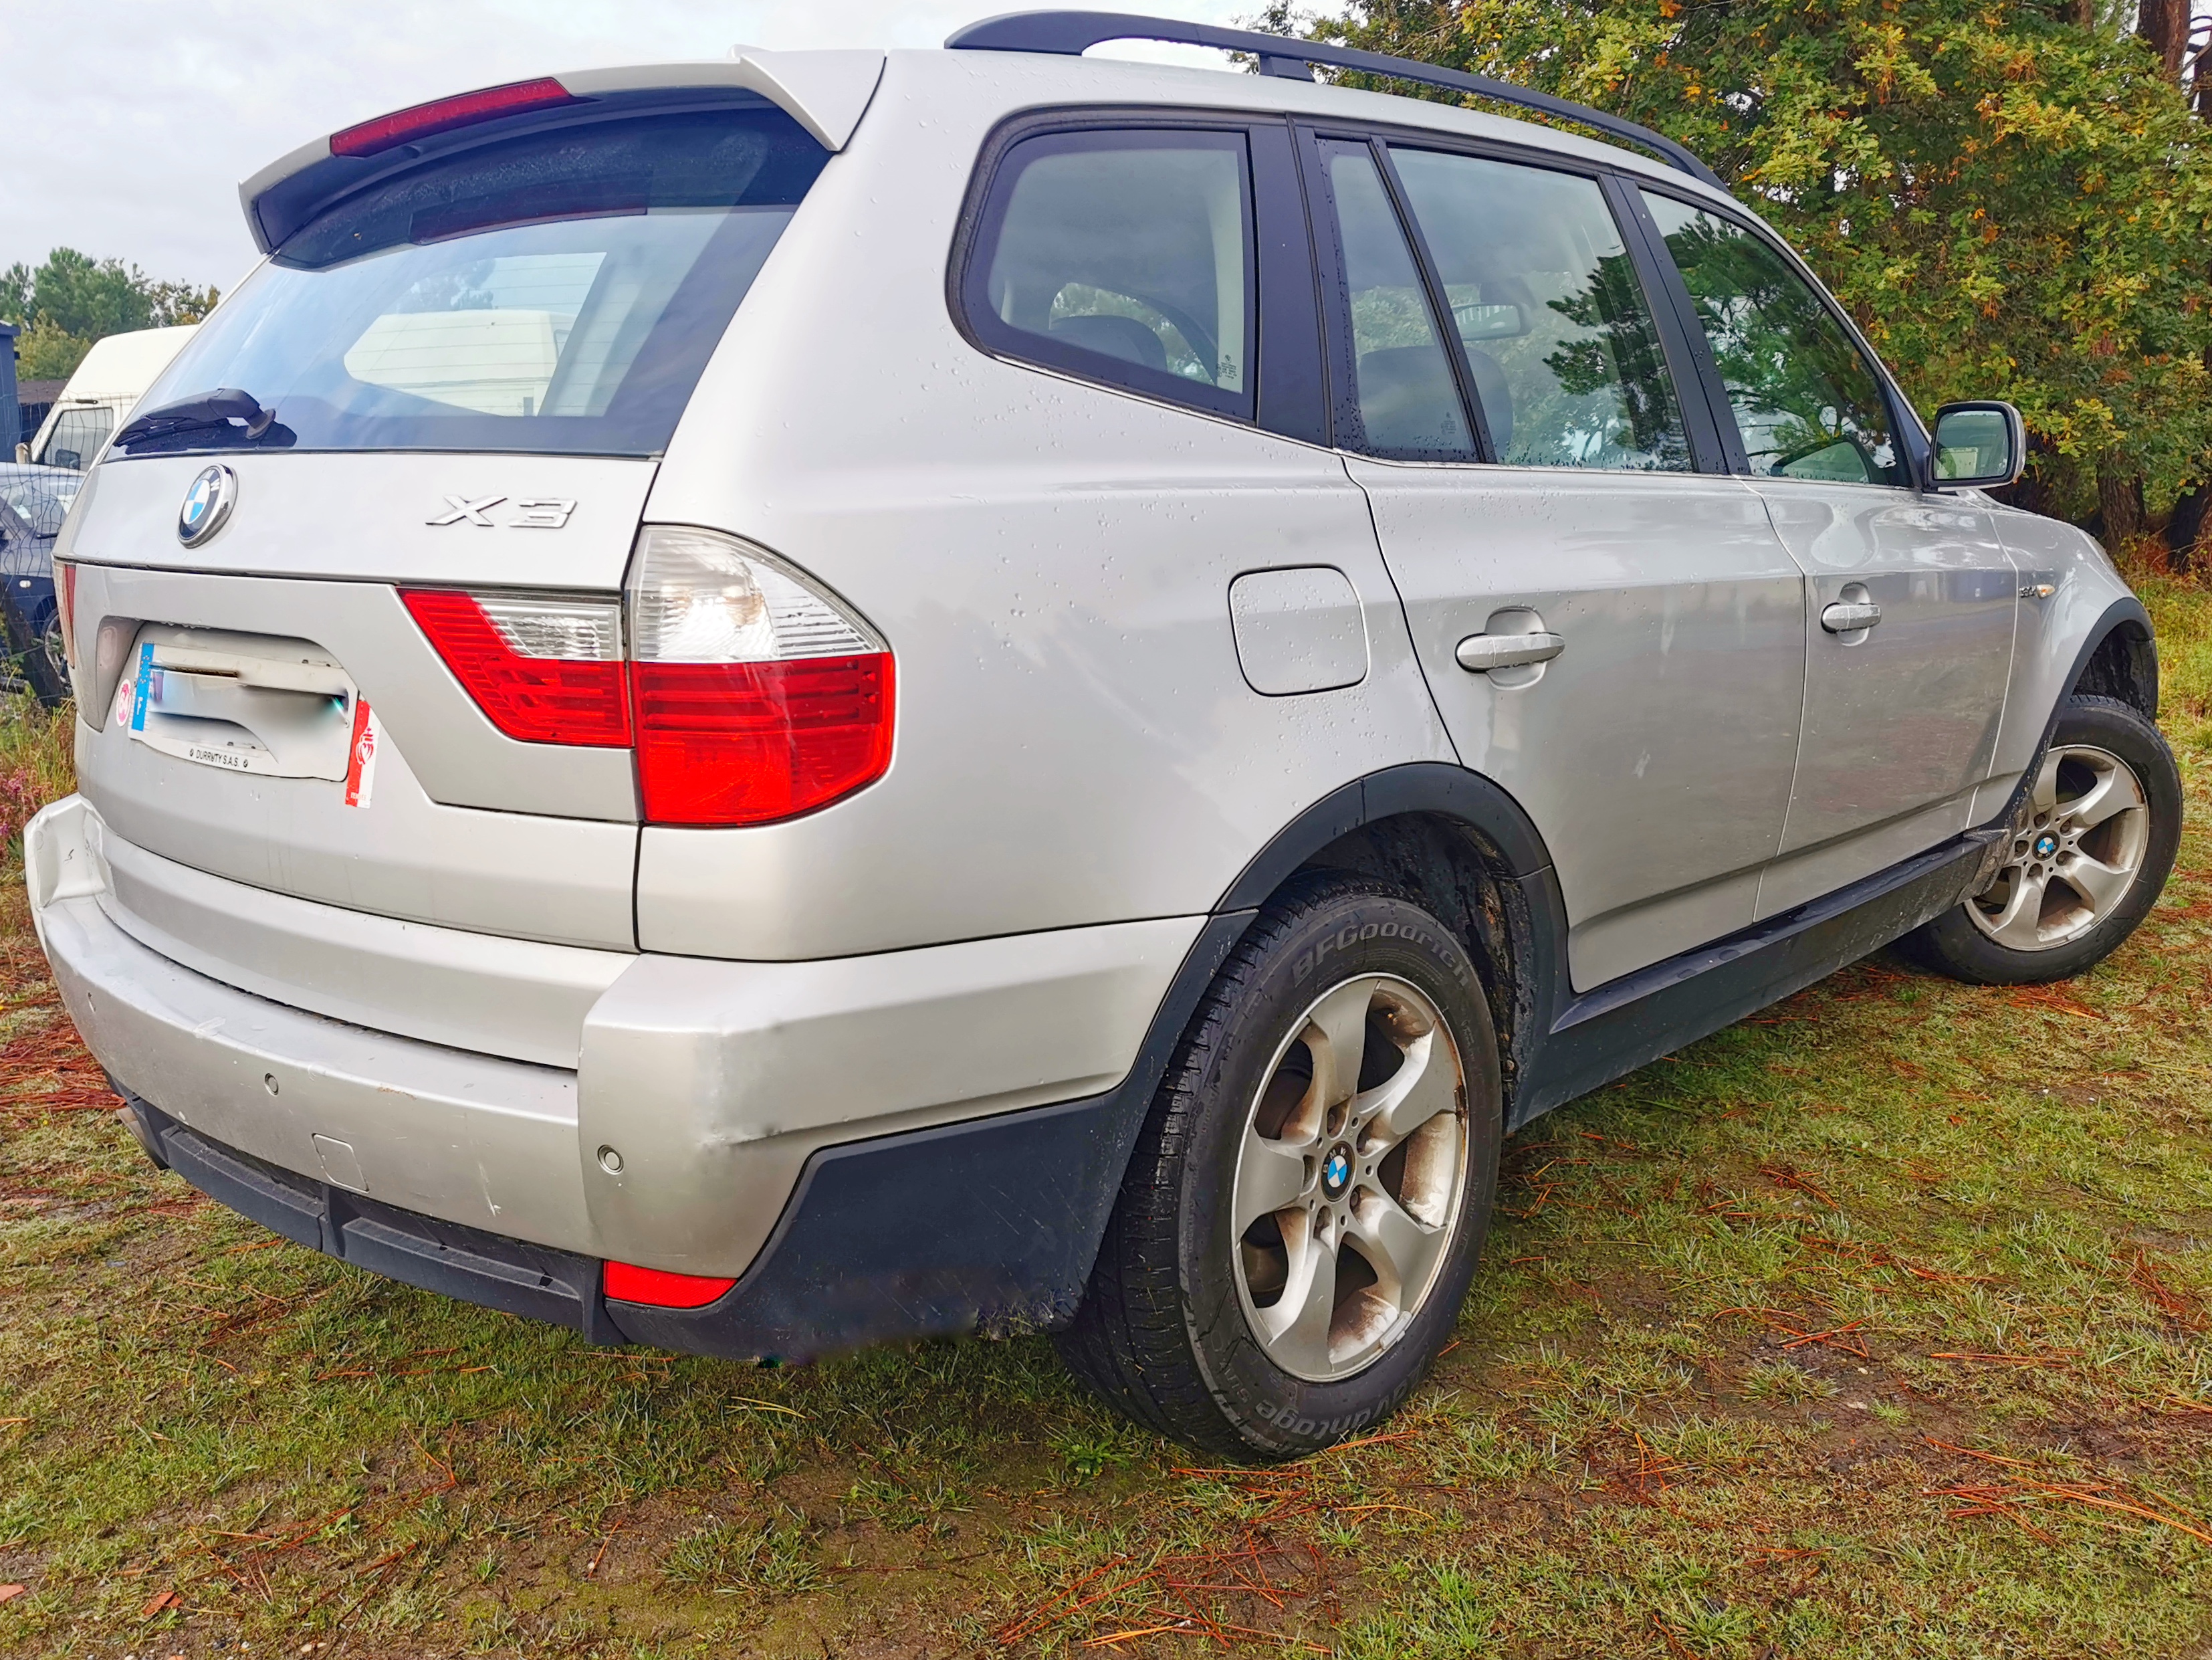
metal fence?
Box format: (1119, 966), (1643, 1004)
(16, 398), (56, 453)
(0, 462), (76, 700)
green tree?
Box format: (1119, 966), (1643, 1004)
(1, 248), (218, 382)
(1295, 0), (2212, 533)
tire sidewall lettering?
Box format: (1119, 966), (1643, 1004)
(1180, 885), (1505, 1459)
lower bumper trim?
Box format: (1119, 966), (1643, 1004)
(126, 1096), (622, 1344)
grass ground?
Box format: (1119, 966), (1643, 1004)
(3, 562), (2212, 1659)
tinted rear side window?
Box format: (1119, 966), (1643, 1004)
(1315, 140), (1472, 461)
(1391, 150), (1688, 472)
(963, 129), (1255, 419)
(124, 108), (827, 459)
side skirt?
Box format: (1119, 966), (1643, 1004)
(1509, 828), (2000, 1126)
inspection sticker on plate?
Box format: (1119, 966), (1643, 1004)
(344, 698), (379, 809)
(126, 640), (154, 732)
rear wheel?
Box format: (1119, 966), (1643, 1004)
(1906, 695), (2179, 985)
(1057, 875), (1502, 1461)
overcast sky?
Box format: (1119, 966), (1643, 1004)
(0, 1), (1283, 294)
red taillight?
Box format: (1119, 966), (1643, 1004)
(399, 530), (895, 827)
(603, 1261), (737, 1309)
(401, 589), (629, 746)
(55, 560), (78, 678)
(330, 78), (580, 159)
(631, 653), (895, 827)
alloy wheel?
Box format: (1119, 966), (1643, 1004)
(1967, 742), (2150, 952)
(1230, 973), (1467, 1382)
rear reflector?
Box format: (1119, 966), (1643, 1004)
(603, 1261), (738, 1309)
(330, 78), (581, 159)
(632, 653), (895, 825)
(401, 589), (629, 746)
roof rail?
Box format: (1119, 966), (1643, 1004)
(944, 10), (1727, 191)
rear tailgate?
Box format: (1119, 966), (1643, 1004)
(62, 452), (649, 951)
(56, 454), (647, 1063)
(47, 92), (841, 1061)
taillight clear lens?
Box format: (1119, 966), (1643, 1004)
(629, 526), (882, 663)
(627, 526), (894, 827)
(401, 589), (630, 746)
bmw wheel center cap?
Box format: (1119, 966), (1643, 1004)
(1321, 1144), (1353, 1200)
(177, 464), (238, 547)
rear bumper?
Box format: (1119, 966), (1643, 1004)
(120, 1086), (1149, 1360)
(28, 793), (1204, 1286)
(122, 1094), (624, 1343)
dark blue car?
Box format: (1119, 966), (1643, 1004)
(0, 463), (82, 704)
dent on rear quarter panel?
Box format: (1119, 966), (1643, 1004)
(635, 51), (1455, 962)
(1976, 506), (2143, 824)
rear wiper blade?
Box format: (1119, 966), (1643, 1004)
(114, 388), (278, 450)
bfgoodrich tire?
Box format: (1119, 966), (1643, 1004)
(1057, 874), (1502, 1461)
(1906, 695), (2180, 986)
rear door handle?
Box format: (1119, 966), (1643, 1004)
(1819, 600), (1882, 634)
(1455, 631), (1565, 672)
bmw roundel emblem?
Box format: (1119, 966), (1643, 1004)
(177, 464), (237, 547)
(1322, 1146), (1352, 1199)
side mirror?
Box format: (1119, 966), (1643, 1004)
(11, 443), (27, 464)
(1929, 401), (2025, 491)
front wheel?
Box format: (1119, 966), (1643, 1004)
(1906, 694), (2180, 985)
(1056, 875), (1502, 1461)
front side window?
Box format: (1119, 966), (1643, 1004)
(1391, 150), (1688, 472)
(966, 129), (1254, 417)
(122, 107), (828, 458)
(1318, 140), (1472, 459)
(1642, 193), (1905, 486)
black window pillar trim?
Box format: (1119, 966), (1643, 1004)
(1250, 118), (1331, 447)
(1289, 121), (1362, 453)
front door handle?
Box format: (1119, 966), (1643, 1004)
(1456, 631), (1565, 673)
(1820, 599), (1882, 634)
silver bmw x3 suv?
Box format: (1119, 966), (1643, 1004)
(27, 12), (2181, 1460)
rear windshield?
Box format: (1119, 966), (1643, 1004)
(122, 106), (826, 459)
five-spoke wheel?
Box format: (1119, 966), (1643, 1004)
(1910, 694), (2180, 986)
(1232, 974), (1466, 1382)
(1057, 875), (1501, 1462)
(1966, 742), (2150, 952)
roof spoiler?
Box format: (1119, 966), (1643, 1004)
(236, 50), (885, 256)
(946, 10), (1727, 191)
